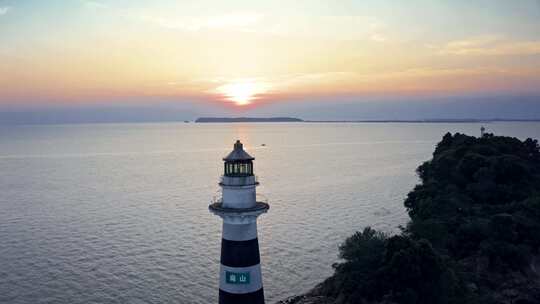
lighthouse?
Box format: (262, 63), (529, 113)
(209, 140), (269, 304)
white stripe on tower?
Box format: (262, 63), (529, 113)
(219, 264), (263, 293)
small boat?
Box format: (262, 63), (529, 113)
(261, 144), (266, 146)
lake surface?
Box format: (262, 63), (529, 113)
(1, 122), (539, 304)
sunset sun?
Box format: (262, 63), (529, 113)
(216, 81), (269, 106)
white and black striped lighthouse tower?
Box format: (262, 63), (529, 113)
(209, 140), (269, 304)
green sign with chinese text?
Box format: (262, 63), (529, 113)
(225, 271), (250, 284)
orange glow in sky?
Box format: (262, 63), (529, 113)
(0, 1), (539, 107)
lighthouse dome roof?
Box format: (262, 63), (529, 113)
(223, 140), (255, 161)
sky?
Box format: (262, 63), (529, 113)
(1, 0), (540, 122)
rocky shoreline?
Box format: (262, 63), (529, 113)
(276, 295), (327, 304)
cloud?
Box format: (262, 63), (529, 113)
(263, 15), (390, 42)
(124, 11), (389, 42)
(435, 36), (540, 56)
(369, 33), (387, 42)
(82, 1), (108, 10)
(193, 67), (511, 98)
(128, 12), (263, 32)
(367, 20), (388, 42)
(0, 6), (10, 15)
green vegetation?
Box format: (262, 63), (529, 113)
(318, 133), (540, 304)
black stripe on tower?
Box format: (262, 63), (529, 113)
(220, 238), (260, 267)
(219, 288), (264, 304)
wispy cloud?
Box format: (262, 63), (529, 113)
(192, 67), (502, 99)
(367, 20), (388, 42)
(264, 15), (390, 42)
(435, 36), (540, 56)
(123, 10), (390, 42)
(82, 1), (108, 10)
(128, 12), (263, 32)
(369, 33), (387, 42)
(0, 6), (10, 16)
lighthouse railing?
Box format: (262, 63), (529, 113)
(211, 196), (222, 205)
(210, 193), (268, 205)
(219, 175), (259, 186)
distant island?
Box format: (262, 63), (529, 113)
(280, 132), (540, 304)
(195, 117), (303, 123)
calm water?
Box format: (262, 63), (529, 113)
(1, 122), (539, 304)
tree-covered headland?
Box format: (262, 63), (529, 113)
(307, 133), (540, 304)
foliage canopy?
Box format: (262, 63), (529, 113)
(319, 133), (540, 304)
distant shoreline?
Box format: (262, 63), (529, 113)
(304, 119), (540, 123)
(3, 118), (540, 126)
(194, 117), (540, 123)
(195, 117), (303, 123)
